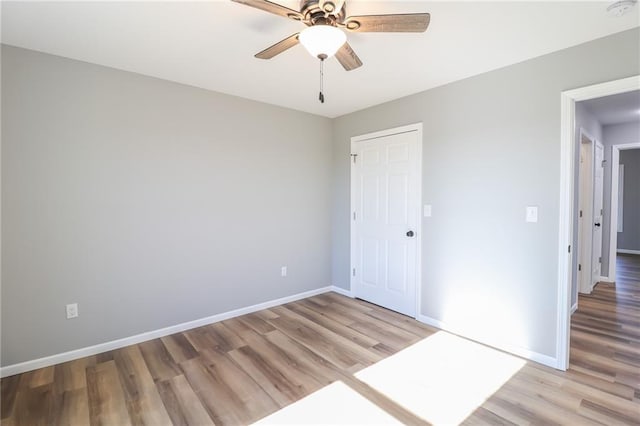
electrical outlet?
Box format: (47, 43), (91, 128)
(281, 266), (287, 277)
(66, 303), (78, 319)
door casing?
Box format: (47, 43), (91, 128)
(576, 129), (594, 295)
(608, 143), (640, 282)
(557, 75), (640, 371)
(591, 140), (605, 290)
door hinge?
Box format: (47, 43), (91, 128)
(350, 153), (358, 164)
(600, 209), (603, 215)
(568, 245), (571, 253)
(579, 210), (582, 218)
(598, 257), (602, 263)
(352, 268), (356, 277)
(578, 264), (582, 271)
(353, 211), (356, 221)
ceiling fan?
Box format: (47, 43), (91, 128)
(232, 0), (430, 101)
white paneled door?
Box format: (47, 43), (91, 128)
(592, 141), (604, 288)
(351, 125), (421, 317)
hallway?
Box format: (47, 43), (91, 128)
(570, 253), (640, 402)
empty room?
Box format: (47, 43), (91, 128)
(1, 1), (639, 424)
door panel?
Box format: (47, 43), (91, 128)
(388, 174), (408, 224)
(352, 130), (419, 317)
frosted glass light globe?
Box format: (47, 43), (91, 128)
(299, 25), (346, 59)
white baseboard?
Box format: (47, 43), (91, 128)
(1, 285), (342, 378)
(330, 285), (354, 298)
(417, 314), (558, 369)
(571, 303), (578, 314)
(617, 249), (640, 255)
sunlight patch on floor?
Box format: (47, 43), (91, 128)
(254, 380), (402, 425)
(355, 331), (526, 425)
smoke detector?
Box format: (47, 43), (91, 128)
(607, 0), (637, 17)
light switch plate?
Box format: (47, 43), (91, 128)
(526, 206), (538, 223)
(423, 204), (432, 217)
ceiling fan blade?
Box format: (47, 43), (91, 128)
(255, 33), (300, 59)
(232, 0), (303, 21)
(335, 42), (362, 71)
(343, 13), (430, 32)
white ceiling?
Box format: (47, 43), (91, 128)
(2, 1), (638, 118)
(580, 90), (640, 125)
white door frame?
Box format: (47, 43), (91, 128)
(350, 123), (423, 319)
(557, 75), (640, 371)
(576, 129), (595, 295)
(591, 139), (605, 290)
(609, 142), (640, 275)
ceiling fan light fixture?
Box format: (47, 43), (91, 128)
(299, 25), (346, 59)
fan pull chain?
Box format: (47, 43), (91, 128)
(319, 58), (325, 103)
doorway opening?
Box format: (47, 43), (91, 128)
(609, 144), (640, 279)
(557, 76), (640, 371)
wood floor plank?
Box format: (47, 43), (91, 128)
(227, 333), (325, 407)
(86, 361), (131, 426)
(53, 357), (92, 395)
(2, 255), (639, 425)
(285, 301), (381, 349)
(179, 356), (240, 425)
(138, 338), (182, 383)
(181, 350), (278, 425)
(11, 384), (55, 426)
(463, 406), (517, 425)
(55, 388), (90, 426)
(112, 345), (172, 425)
(198, 348), (279, 421)
(160, 333), (198, 364)
(267, 306), (381, 370)
(156, 375), (214, 426)
(0, 373), (21, 420)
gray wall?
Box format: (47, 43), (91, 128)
(618, 148), (640, 250)
(1, 46), (332, 366)
(572, 103), (602, 303)
(602, 122), (640, 265)
(332, 29), (640, 358)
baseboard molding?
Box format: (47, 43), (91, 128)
(617, 249), (640, 255)
(417, 314), (558, 369)
(571, 303), (578, 314)
(330, 285), (354, 298)
(1, 285), (339, 378)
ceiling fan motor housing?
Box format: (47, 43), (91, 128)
(301, 0), (346, 26)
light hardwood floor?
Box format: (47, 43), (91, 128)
(2, 255), (639, 425)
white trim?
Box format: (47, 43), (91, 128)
(0, 286), (335, 378)
(330, 285), (355, 298)
(350, 123), (423, 320)
(557, 75), (640, 371)
(577, 129), (595, 295)
(592, 139), (605, 290)
(617, 164), (624, 234)
(417, 315), (557, 369)
(617, 249), (640, 255)
(571, 303), (578, 314)
(610, 142), (640, 282)
(350, 123), (422, 143)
